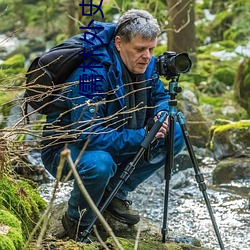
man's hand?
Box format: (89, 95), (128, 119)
(154, 111), (169, 139)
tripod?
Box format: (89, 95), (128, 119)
(161, 77), (225, 249)
(82, 77), (225, 250)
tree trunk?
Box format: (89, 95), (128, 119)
(67, 0), (78, 36)
(167, 0), (196, 62)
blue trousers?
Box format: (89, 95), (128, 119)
(41, 123), (185, 226)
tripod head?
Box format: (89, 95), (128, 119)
(168, 76), (182, 100)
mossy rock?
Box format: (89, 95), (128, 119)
(44, 202), (211, 250)
(28, 237), (211, 250)
(0, 174), (47, 239)
(209, 120), (250, 160)
(0, 209), (24, 250)
(106, 237), (210, 250)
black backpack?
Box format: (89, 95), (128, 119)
(24, 34), (84, 115)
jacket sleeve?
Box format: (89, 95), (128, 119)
(66, 68), (146, 156)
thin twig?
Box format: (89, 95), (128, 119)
(22, 154), (65, 249)
(62, 148), (124, 250)
(93, 225), (110, 250)
(134, 220), (142, 250)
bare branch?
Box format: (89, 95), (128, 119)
(63, 148), (124, 250)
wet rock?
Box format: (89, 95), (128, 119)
(213, 157), (250, 184)
(170, 168), (193, 189)
(12, 150), (51, 183)
(179, 100), (211, 148)
(209, 119), (250, 160)
(45, 202), (210, 250)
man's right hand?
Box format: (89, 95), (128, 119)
(154, 112), (169, 139)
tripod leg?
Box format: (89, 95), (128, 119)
(81, 112), (168, 240)
(177, 112), (225, 250)
(162, 114), (175, 243)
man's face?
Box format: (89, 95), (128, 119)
(115, 35), (157, 74)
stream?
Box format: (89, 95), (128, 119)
(2, 33), (249, 250)
(38, 155), (250, 250)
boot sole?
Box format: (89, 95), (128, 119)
(105, 210), (140, 225)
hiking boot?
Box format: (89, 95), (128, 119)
(105, 196), (140, 225)
(61, 213), (97, 243)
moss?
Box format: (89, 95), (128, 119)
(1, 54), (25, 69)
(0, 54), (26, 86)
(213, 120), (250, 133)
(0, 209), (21, 229)
(199, 90), (248, 122)
(217, 40), (237, 51)
(0, 235), (16, 250)
(213, 67), (235, 86)
(199, 95), (224, 107)
(0, 175), (47, 239)
(7, 228), (24, 249)
(0, 209), (24, 249)
(105, 237), (207, 250)
(55, 34), (69, 45)
(209, 120), (250, 151)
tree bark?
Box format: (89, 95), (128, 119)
(67, 0), (78, 36)
(167, 0), (196, 62)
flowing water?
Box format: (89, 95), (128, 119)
(38, 156), (250, 250)
(2, 33), (249, 249)
(128, 157), (250, 250)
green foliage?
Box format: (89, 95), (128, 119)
(192, 40), (241, 96)
(154, 44), (167, 57)
(199, 95), (224, 107)
(0, 54), (26, 84)
(196, 0), (250, 46)
(234, 57), (250, 115)
(209, 10), (233, 42)
(1, 54), (25, 69)
(213, 67), (235, 86)
(199, 90), (248, 121)
(55, 34), (69, 45)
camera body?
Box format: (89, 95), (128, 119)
(156, 51), (192, 79)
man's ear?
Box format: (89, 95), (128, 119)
(115, 36), (122, 51)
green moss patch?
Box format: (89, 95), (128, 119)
(209, 120), (250, 153)
(0, 175), (47, 239)
(0, 209), (24, 250)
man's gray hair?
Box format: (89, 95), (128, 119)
(115, 9), (160, 43)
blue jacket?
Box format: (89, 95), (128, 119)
(44, 21), (170, 156)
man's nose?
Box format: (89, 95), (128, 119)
(142, 49), (151, 59)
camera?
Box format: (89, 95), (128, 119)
(156, 51), (192, 79)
